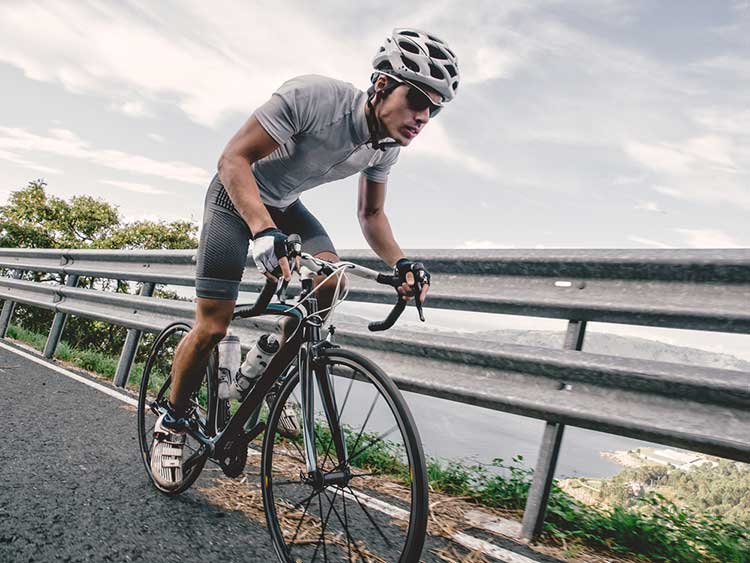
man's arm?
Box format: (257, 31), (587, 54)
(217, 115), (279, 235)
(357, 174), (405, 268)
(357, 174), (430, 304)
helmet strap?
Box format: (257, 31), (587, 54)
(366, 81), (399, 151)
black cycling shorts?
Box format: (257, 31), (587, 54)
(195, 174), (337, 301)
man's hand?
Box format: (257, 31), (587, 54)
(252, 227), (292, 282)
(395, 258), (430, 304)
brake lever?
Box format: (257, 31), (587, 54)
(413, 279), (425, 322)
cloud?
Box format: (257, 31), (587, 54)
(403, 121), (498, 179)
(634, 200), (665, 213)
(0, 127), (209, 185)
(624, 141), (694, 176)
(653, 185), (684, 198)
(625, 136), (750, 209)
(100, 180), (168, 195)
(0, 148), (62, 175)
(148, 133), (165, 143)
(113, 100), (153, 118)
(673, 228), (743, 248)
(461, 240), (514, 249)
(0, 2), (384, 127)
(627, 235), (673, 248)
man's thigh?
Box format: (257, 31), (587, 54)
(271, 199), (337, 257)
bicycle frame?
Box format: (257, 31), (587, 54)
(179, 284), (350, 482)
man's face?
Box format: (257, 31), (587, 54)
(376, 79), (442, 146)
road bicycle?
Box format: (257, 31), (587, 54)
(137, 235), (429, 562)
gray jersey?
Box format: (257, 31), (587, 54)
(251, 74), (400, 209)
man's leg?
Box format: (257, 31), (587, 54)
(169, 297), (236, 416)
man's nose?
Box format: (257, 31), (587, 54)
(414, 107), (429, 124)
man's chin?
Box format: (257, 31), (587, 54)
(396, 135), (412, 146)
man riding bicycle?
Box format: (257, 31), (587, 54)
(150, 28), (460, 490)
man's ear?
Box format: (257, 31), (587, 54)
(375, 75), (389, 92)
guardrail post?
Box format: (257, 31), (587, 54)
(43, 274), (80, 358)
(113, 282), (156, 388)
(0, 269), (24, 338)
(521, 319), (587, 541)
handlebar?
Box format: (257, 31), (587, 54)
(235, 233), (426, 332)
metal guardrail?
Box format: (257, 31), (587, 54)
(1, 247), (748, 541)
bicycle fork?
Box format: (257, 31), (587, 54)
(299, 298), (350, 485)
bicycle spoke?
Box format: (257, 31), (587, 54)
(289, 493), (314, 555)
(325, 488), (368, 563)
(341, 487), (354, 562)
(337, 370), (356, 419)
(348, 390), (380, 463)
(349, 471), (380, 479)
(310, 493), (329, 563)
(273, 478), (303, 487)
(288, 488), (320, 512)
(346, 486), (393, 548)
(348, 424), (399, 466)
(316, 432), (335, 471)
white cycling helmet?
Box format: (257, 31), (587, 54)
(372, 28), (460, 102)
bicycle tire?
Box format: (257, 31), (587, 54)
(137, 321), (221, 495)
(261, 347), (429, 563)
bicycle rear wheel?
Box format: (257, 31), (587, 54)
(137, 321), (221, 495)
(261, 347), (428, 563)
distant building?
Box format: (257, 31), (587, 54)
(638, 448), (716, 471)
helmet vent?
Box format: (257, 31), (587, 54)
(445, 64), (457, 78)
(379, 46), (385, 52)
(429, 63), (445, 79)
(446, 47), (456, 59)
(452, 81), (459, 91)
(426, 43), (449, 60)
(399, 40), (421, 54)
(399, 30), (420, 38)
(401, 55), (420, 73)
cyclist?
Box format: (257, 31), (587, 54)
(150, 28), (460, 490)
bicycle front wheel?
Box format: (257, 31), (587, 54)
(261, 347), (428, 563)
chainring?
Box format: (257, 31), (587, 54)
(216, 433), (248, 478)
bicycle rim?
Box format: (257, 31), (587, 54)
(136, 321), (218, 495)
(261, 348), (428, 563)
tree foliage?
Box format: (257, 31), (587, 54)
(0, 179), (198, 354)
(600, 460), (750, 527)
(0, 179), (196, 249)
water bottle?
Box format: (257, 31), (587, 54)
(217, 332), (241, 400)
(232, 333), (280, 399)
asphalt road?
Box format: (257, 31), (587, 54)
(0, 341), (289, 563)
(0, 341), (565, 563)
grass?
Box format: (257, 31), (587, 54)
(7, 322), (750, 563)
(6, 323), (144, 384)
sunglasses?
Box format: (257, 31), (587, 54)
(380, 73), (443, 117)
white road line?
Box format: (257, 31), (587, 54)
(0, 341), (137, 407)
(453, 532), (540, 563)
(1, 340), (542, 562)
(465, 509), (523, 539)
(338, 487), (542, 562)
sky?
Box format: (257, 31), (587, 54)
(0, 0), (749, 251)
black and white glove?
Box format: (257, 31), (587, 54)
(395, 258), (431, 291)
(252, 227), (288, 275)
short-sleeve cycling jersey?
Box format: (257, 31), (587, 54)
(251, 74), (400, 209)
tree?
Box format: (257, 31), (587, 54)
(0, 179), (199, 353)
(0, 179), (196, 250)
